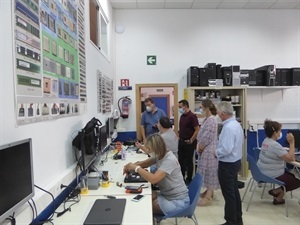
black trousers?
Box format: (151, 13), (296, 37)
(218, 160), (243, 225)
(178, 139), (196, 182)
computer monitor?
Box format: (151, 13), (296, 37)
(106, 117), (114, 138)
(100, 125), (108, 152)
(0, 138), (34, 223)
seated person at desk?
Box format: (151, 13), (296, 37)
(136, 116), (178, 158)
(257, 119), (300, 205)
(123, 134), (189, 216)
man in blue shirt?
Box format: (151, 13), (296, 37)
(140, 98), (166, 142)
(215, 101), (244, 225)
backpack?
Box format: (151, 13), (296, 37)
(72, 117), (102, 154)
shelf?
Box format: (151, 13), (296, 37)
(232, 104), (242, 107)
(247, 86), (298, 89)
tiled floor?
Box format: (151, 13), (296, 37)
(159, 176), (300, 225)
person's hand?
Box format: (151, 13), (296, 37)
(286, 133), (295, 145)
(185, 139), (193, 145)
(135, 141), (142, 149)
(197, 146), (203, 153)
(123, 162), (137, 175)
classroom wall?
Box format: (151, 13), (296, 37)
(0, 0), (114, 223)
(114, 9), (300, 132)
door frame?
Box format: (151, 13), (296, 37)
(135, 83), (178, 141)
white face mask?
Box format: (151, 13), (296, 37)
(277, 132), (282, 140)
(146, 106), (152, 112)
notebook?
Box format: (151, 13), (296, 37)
(83, 199), (126, 225)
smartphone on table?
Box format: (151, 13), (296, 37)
(132, 194), (145, 202)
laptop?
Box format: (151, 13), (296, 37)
(124, 170), (147, 183)
(83, 199), (126, 225)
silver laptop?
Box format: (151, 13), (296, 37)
(83, 199), (126, 225)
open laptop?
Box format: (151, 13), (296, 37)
(83, 199), (126, 225)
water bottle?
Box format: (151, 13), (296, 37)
(121, 147), (126, 160)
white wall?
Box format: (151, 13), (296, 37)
(0, 0), (114, 223)
(114, 9), (300, 131)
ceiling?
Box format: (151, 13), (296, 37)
(109, 0), (300, 9)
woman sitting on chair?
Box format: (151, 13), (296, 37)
(123, 133), (189, 215)
(257, 119), (300, 205)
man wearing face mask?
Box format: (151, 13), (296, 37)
(257, 119), (300, 205)
(140, 98), (166, 143)
(178, 99), (199, 185)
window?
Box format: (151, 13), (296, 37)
(89, 0), (109, 58)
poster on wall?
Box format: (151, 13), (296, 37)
(97, 70), (113, 114)
(13, 0), (85, 125)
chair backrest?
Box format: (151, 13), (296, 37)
(247, 154), (284, 186)
(161, 173), (202, 218)
(253, 147), (261, 162)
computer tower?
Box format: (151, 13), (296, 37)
(255, 65), (276, 86)
(232, 65), (241, 86)
(222, 66), (232, 86)
(275, 68), (282, 86)
(199, 68), (209, 86)
(240, 70), (249, 85)
(291, 68), (300, 86)
(281, 68), (291, 86)
(187, 66), (200, 87)
(216, 64), (222, 79)
(248, 70), (257, 86)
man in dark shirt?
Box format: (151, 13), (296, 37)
(178, 99), (199, 184)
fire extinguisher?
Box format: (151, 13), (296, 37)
(118, 96), (132, 119)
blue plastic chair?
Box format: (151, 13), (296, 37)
(155, 173), (202, 225)
(242, 154), (288, 217)
(253, 147), (261, 162)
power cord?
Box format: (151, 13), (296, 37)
(34, 184), (55, 224)
(5, 214), (16, 225)
(55, 185), (81, 218)
(27, 200), (35, 221)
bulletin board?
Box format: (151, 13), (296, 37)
(97, 70), (113, 114)
(13, 0), (87, 125)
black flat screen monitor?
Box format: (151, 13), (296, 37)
(106, 117), (114, 138)
(100, 125), (108, 152)
(0, 138), (34, 223)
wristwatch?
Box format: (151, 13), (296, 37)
(135, 166), (141, 173)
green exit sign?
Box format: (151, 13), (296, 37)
(147, 55), (156, 65)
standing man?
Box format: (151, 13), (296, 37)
(140, 97), (166, 142)
(178, 99), (199, 185)
(215, 101), (244, 225)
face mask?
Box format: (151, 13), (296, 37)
(179, 108), (184, 114)
(146, 106), (152, 112)
(277, 132), (282, 140)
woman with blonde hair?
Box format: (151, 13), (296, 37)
(124, 133), (189, 215)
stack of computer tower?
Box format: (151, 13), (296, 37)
(255, 65), (276, 86)
(187, 66), (200, 86)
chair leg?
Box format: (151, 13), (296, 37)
(242, 178), (253, 202)
(191, 213), (199, 225)
(261, 183), (266, 199)
(246, 182), (258, 211)
(249, 178), (254, 192)
(175, 217), (178, 225)
(283, 186), (288, 217)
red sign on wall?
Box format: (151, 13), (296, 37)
(120, 79), (130, 87)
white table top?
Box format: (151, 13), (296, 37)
(51, 195), (153, 225)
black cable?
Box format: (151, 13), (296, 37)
(34, 184), (55, 222)
(28, 200), (35, 221)
(30, 198), (38, 218)
(5, 216), (16, 225)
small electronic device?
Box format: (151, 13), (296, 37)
(132, 194), (145, 202)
